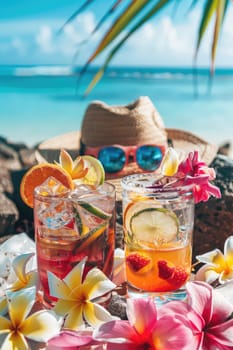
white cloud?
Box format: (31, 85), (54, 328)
(36, 25), (54, 53)
(0, 5), (233, 66)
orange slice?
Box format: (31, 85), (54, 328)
(20, 163), (74, 208)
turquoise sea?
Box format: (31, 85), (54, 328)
(1, 65), (233, 148)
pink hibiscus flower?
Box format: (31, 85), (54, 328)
(160, 281), (233, 350)
(93, 297), (193, 349)
(177, 151), (221, 203)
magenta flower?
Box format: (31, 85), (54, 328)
(93, 297), (193, 349)
(161, 281), (233, 350)
(177, 150), (221, 203)
(46, 329), (105, 349)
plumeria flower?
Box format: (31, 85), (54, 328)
(48, 258), (116, 330)
(195, 236), (233, 284)
(58, 149), (88, 180)
(177, 150), (221, 203)
(10, 253), (38, 291)
(0, 253), (38, 316)
(160, 147), (180, 176)
(93, 297), (193, 349)
(47, 329), (105, 350)
(0, 286), (62, 349)
(162, 281), (233, 350)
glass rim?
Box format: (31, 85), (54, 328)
(121, 173), (193, 196)
(34, 181), (115, 200)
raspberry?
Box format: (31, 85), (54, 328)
(158, 260), (174, 279)
(126, 253), (151, 272)
(171, 266), (188, 288)
(158, 260), (188, 288)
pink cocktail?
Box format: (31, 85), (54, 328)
(34, 178), (115, 305)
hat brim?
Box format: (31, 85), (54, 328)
(35, 128), (217, 200)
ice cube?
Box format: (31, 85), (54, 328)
(36, 176), (70, 196)
(37, 199), (73, 229)
(70, 184), (94, 199)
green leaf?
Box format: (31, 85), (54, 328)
(211, 0), (227, 74)
(72, 0), (123, 65)
(195, 0), (219, 58)
(84, 0), (172, 95)
(79, 0), (153, 89)
(87, 0), (153, 62)
(58, 0), (95, 35)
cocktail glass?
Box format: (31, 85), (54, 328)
(34, 177), (115, 306)
(121, 173), (194, 304)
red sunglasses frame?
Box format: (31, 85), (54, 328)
(84, 144), (167, 173)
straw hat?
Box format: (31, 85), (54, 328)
(36, 96), (217, 197)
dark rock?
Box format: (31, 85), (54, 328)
(210, 155), (233, 196)
(19, 148), (37, 167)
(192, 154), (233, 265)
(217, 142), (232, 157)
(0, 143), (18, 160)
(8, 169), (34, 222)
(193, 197), (233, 262)
(0, 167), (13, 193)
(0, 193), (19, 235)
(108, 292), (127, 319)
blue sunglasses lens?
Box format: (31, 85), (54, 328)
(98, 146), (126, 173)
(136, 145), (163, 171)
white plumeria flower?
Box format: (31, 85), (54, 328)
(160, 147), (179, 176)
(10, 253), (38, 291)
(0, 287), (62, 349)
(48, 258), (116, 330)
(0, 253), (38, 316)
(195, 236), (233, 284)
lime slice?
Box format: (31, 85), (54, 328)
(74, 223), (107, 253)
(124, 200), (160, 232)
(73, 206), (89, 236)
(128, 206), (179, 244)
(76, 156), (105, 187)
(78, 201), (111, 220)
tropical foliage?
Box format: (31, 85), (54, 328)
(60, 0), (232, 95)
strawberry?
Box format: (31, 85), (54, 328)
(158, 260), (188, 288)
(126, 253), (151, 272)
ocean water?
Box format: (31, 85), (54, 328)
(1, 65), (233, 148)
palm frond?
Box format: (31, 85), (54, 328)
(87, 0), (153, 64)
(195, 0), (219, 58)
(84, 0), (173, 95)
(58, 0), (95, 36)
(77, 0), (153, 89)
(72, 0), (124, 65)
(211, 0), (227, 74)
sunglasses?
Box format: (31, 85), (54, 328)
(84, 144), (166, 173)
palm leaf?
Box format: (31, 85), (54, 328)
(87, 0), (153, 63)
(84, 0), (172, 95)
(78, 0), (153, 87)
(195, 0), (219, 58)
(211, 0), (230, 74)
(72, 0), (123, 65)
(58, 0), (95, 35)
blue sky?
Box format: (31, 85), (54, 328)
(1, 0), (233, 67)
